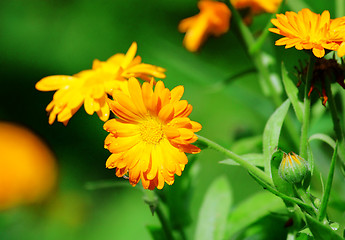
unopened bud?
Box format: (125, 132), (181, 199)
(278, 152), (309, 184)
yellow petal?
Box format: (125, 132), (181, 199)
(36, 75), (76, 91)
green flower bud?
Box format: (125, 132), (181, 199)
(278, 152), (309, 184)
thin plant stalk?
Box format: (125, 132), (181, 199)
(155, 205), (175, 240)
(299, 55), (316, 159)
(318, 142), (338, 221)
(325, 78), (345, 164)
(197, 134), (273, 186)
(221, 0), (299, 148)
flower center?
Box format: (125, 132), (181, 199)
(139, 118), (164, 144)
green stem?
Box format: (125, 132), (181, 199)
(325, 78), (345, 164)
(294, 183), (317, 215)
(318, 142), (338, 221)
(155, 205), (175, 240)
(336, 0), (345, 18)
(221, 0), (299, 149)
(197, 134), (273, 186)
(143, 190), (174, 240)
(249, 170), (316, 214)
(299, 55), (316, 159)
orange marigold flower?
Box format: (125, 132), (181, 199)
(178, 0), (231, 52)
(104, 77), (202, 190)
(269, 8), (337, 58)
(36, 42), (166, 125)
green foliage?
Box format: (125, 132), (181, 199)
(263, 99), (291, 173)
(305, 214), (344, 240)
(224, 192), (285, 238)
(194, 176), (232, 240)
(282, 62), (304, 123)
(270, 150), (294, 198)
(220, 153), (264, 167)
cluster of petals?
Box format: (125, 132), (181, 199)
(231, 0), (282, 23)
(104, 77), (201, 190)
(178, 0), (282, 52)
(35, 42), (166, 125)
(269, 8), (345, 58)
(178, 0), (231, 52)
(231, 0), (282, 14)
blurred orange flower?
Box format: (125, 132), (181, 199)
(178, 0), (282, 52)
(178, 0), (231, 52)
(104, 78), (201, 190)
(231, 0), (282, 15)
(231, 0), (282, 24)
(36, 42), (166, 125)
(269, 9), (345, 58)
(0, 122), (57, 210)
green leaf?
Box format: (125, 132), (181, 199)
(194, 176), (232, 240)
(305, 214), (343, 240)
(230, 135), (262, 154)
(146, 225), (167, 240)
(220, 153), (264, 167)
(282, 62), (304, 122)
(270, 150), (294, 199)
(224, 192), (285, 238)
(84, 180), (135, 190)
(263, 99), (291, 174)
(309, 133), (336, 149)
(318, 142), (339, 221)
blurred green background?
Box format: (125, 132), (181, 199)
(1, 0), (344, 239)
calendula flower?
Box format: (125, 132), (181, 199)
(178, 0), (231, 52)
(269, 9), (338, 58)
(104, 78), (201, 190)
(36, 42), (166, 125)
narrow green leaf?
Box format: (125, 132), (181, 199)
(270, 150), (294, 198)
(309, 133), (336, 149)
(225, 192), (285, 238)
(146, 225), (167, 240)
(249, 171), (315, 215)
(220, 153), (264, 167)
(282, 62), (304, 122)
(230, 135), (262, 154)
(305, 214), (343, 240)
(318, 142), (338, 221)
(194, 176), (232, 240)
(286, 0), (313, 12)
(263, 99), (291, 174)
(84, 180), (134, 190)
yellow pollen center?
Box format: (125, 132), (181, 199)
(139, 119), (164, 144)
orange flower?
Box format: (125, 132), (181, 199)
(178, 0), (231, 52)
(0, 122), (57, 210)
(104, 78), (201, 190)
(231, 0), (282, 23)
(93, 42), (166, 81)
(231, 0), (282, 14)
(36, 42), (166, 125)
(329, 16), (345, 57)
(269, 8), (342, 58)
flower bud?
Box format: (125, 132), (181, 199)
(278, 152), (309, 184)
